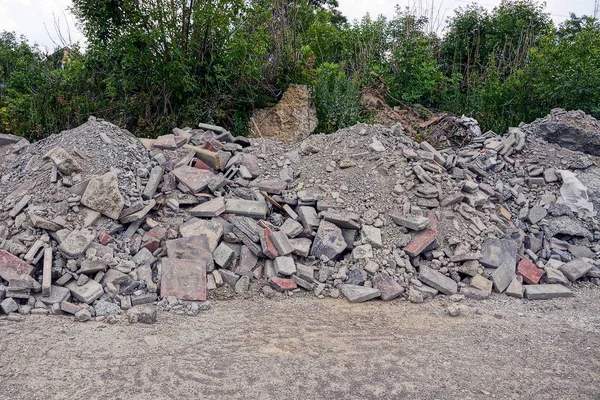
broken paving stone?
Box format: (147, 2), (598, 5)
(236, 246), (258, 277)
(528, 206), (548, 225)
(80, 171), (124, 220)
(310, 221), (347, 260)
(372, 273), (404, 301)
(470, 274), (493, 295)
(524, 284), (574, 300)
(274, 256), (296, 276)
(517, 258), (544, 284)
(38, 285), (71, 305)
(0, 249), (34, 281)
(491, 263), (516, 293)
(340, 284), (381, 303)
(190, 197), (226, 217)
(0, 297), (19, 314)
(180, 218), (223, 251)
(504, 277), (524, 298)
(280, 218), (303, 238)
(391, 214), (429, 231)
(161, 258), (207, 301)
(58, 229), (96, 259)
(457, 260), (480, 277)
(66, 280), (103, 304)
(360, 225), (382, 248)
(289, 238), (312, 257)
(44, 147), (82, 175)
(418, 265), (457, 295)
(269, 231), (294, 256)
(298, 206), (320, 229)
(403, 229), (438, 258)
(166, 236), (214, 271)
(545, 216), (594, 240)
(559, 259), (593, 281)
(172, 165), (216, 193)
(269, 277), (297, 292)
(142, 166), (164, 200)
(321, 209), (361, 230)
(28, 211), (64, 231)
(296, 263), (315, 282)
(249, 178), (287, 195)
(235, 276), (251, 295)
(545, 267), (569, 284)
(225, 199), (268, 219)
(120, 200), (156, 224)
(213, 243), (235, 268)
(79, 258), (108, 275)
(480, 238), (517, 269)
(8, 194), (31, 218)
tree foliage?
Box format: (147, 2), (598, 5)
(0, 0), (599, 138)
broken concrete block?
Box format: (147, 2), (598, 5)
(321, 209), (361, 230)
(491, 262), (516, 293)
(404, 229), (438, 258)
(298, 206), (320, 229)
(213, 243), (235, 268)
(80, 171), (124, 220)
(528, 206), (547, 225)
(172, 165), (216, 193)
(505, 277), (524, 298)
(250, 178), (287, 195)
(360, 225), (382, 248)
(340, 284), (381, 303)
(38, 285), (71, 305)
(44, 147), (82, 175)
(28, 211), (64, 231)
(42, 248), (52, 297)
(470, 274), (493, 295)
(269, 231), (294, 256)
(274, 256), (296, 276)
(160, 258), (207, 301)
(58, 229), (96, 259)
(418, 265), (457, 295)
(142, 166), (164, 200)
(8, 194), (31, 218)
(66, 280), (103, 304)
(0, 249), (34, 281)
(559, 259), (593, 281)
(391, 214), (430, 231)
(280, 218), (303, 238)
(544, 267), (569, 284)
(179, 218), (223, 251)
(480, 238), (517, 269)
(165, 236), (214, 271)
(0, 297), (19, 314)
(524, 284), (574, 300)
(269, 276), (297, 292)
(225, 199), (268, 219)
(310, 221), (347, 260)
(289, 238), (312, 257)
(190, 197), (226, 217)
(372, 273), (404, 301)
(352, 244), (373, 260)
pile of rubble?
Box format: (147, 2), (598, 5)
(1, 110), (599, 323)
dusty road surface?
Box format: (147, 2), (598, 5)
(1, 288), (599, 400)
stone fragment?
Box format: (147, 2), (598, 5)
(310, 221), (347, 260)
(297, 206), (320, 228)
(269, 231), (294, 256)
(1, 297), (18, 314)
(172, 165), (216, 193)
(80, 172), (124, 220)
(372, 273), (404, 301)
(213, 243), (235, 268)
(404, 229), (437, 258)
(545, 216), (593, 240)
(528, 206), (548, 225)
(58, 229), (96, 259)
(296, 263), (315, 282)
(280, 218), (303, 238)
(219, 269), (240, 287)
(166, 236), (214, 271)
(161, 258), (207, 301)
(127, 305), (157, 324)
(517, 258), (544, 284)
(66, 280), (103, 304)
(321, 209), (361, 230)
(480, 239), (517, 269)
(75, 308), (92, 322)
(504, 278), (524, 298)
(179, 218), (223, 251)
(235, 276), (250, 295)
(391, 214), (430, 231)
(225, 199), (268, 219)
(269, 277), (297, 292)
(119, 200), (156, 224)
(544, 267), (569, 284)
(250, 179), (287, 195)
(60, 301), (82, 315)
(418, 266), (457, 295)
(8, 195), (31, 218)
(28, 211), (64, 231)
(274, 256), (296, 276)
(38, 285), (71, 305)
(352, 244), (373, 260)
(190, 197), (226, 217)
(360, 225), (382, 248)
(131, 293), (158, 306)
(491, 263), (516, 293)
(0, 249), (34, 281)
(235, 246), (258, 277)
(470, 274), (493, 295)
(142, 166), (164, 200)
(559, 259), (593, 281)
(42, 248), (52, 297)
(525, 284), (574, 300)
(289, 238), (312, 257)
(44, 147), (81, 175)
(340, 284), (381, 303)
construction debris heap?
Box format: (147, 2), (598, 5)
(0, 109), (599, 323)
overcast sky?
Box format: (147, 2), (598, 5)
(0, 0), (595, 51)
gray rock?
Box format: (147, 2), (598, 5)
(0, 297), (18, 314)
(38, 285), (71, 305)
(418, 266), (457, 295)
(289, 238), (312, 257)
(66, 280), (103, 304)
(234, 276), (250, 295)
(528, 206), (548, 224)
(544, 267), (569, 284)
(352, 244), (373, 260)
(58, 229), (96, 259)
(346, 269), (367, 286)
(142, 166), (164, 200)
(559, 259), (593, 281)
(127, 305), (157, 324)
(94, 299), (121, 316)
(280, 218), (303, 238)
(340, 284), (381, 303)
(360, 225), (382, 248)
(491, 263), (516, 293)
(545, 216), (594, 240)
(269, 231), (294, 256)
(274, 256), (296, 276)
(480, 239), (517, 269)
(80, 171), (124, 220)
(524, 284), (574, 300)
(310, 221), (347, 260)
(213, 243), (235, 269)
(224, 199), (267, 219)
(372, 273), (404, 301)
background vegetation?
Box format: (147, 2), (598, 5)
(0, 0), (599, 140)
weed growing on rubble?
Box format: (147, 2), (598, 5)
(0, 1), (599, 139)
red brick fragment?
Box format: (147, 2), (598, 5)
(0, 249), (34, 281)
(270, 276), (297, 292)
(404, 229), (438, 258)
(517, 258), (544, 284)
(98, 232), (113, 245)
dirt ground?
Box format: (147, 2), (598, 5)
(1, 288), (599, 400)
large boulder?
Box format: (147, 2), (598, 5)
(249, 84), (318, 143)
